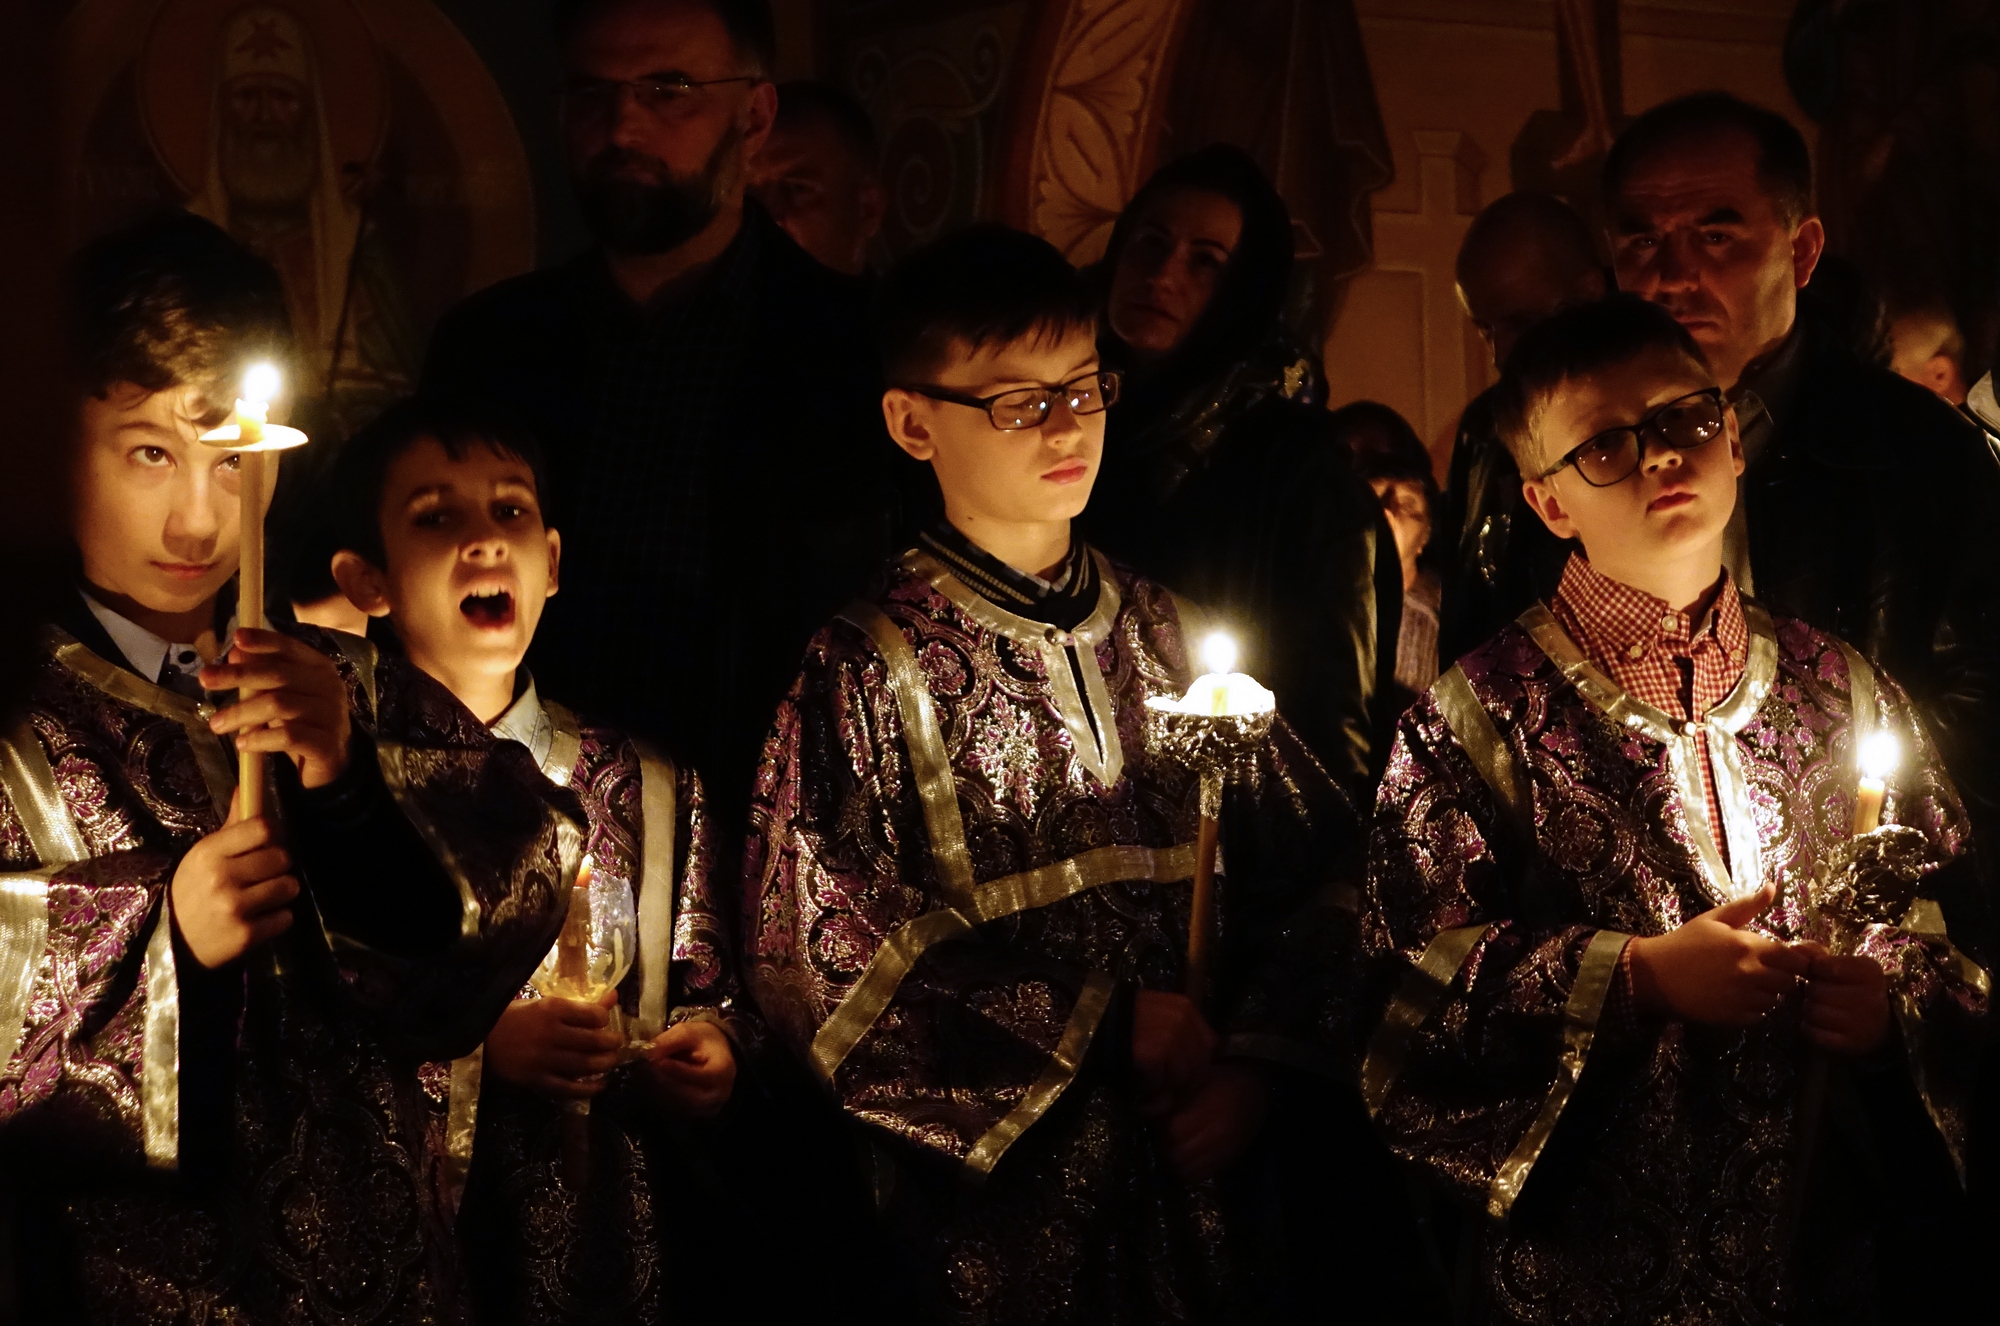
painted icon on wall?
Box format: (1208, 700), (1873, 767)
(64, 0), (535, 430)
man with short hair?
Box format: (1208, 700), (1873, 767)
(423, 0), (890, 827)
(748, 80), (885, 275)
(1438, 191), (1607, 662)
(1604, 91), (2000, 895)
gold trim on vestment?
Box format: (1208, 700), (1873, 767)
(1487, 927), (1630, 1219)
(1431, 666), (1531, 838)
(1516, 603), (1776, 904)
(141, 889), (179, 1168)
(808, 843), (1201, 1084)
(963, 969), (1116, 1178)
(47, 629), (235, 819)
(41, 631), (229, 1174)
(442, 1045), (483, 1212)
(810, 908), (974, 1080)
(633, 741), (677, 1040)
(1362, 923), (1489, 1117)
(0, 871), (55, 1074)
(906, 548), (1126, 788)
(1, 711), (90, 866)
(837, 601), (977, 903)
(540, 698), (583, 790)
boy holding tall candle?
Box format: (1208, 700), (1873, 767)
(0, 212), (581, 1321)
(1362, 294), (1989, 1321)
(740, 225), (1376, 1322)
(324, 396), (739, 1326)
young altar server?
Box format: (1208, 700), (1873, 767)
(0, 214), (583, 1321)
(741, 224), (1363, 1322)
(1362, 294), (1990, 1321)
(326, 396), (739, 1326)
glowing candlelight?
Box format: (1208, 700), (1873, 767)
(1851, 731), (1899, 835)
(197, 363), (309, 819)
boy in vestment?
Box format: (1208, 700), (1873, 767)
(743, 224), (1362, 1322)
(325, 396), (740, 1325)
(1363, 294), (1989, 1321)
(0, 213), (579, 1322)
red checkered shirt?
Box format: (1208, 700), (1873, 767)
(1547, 552), (1749, 868)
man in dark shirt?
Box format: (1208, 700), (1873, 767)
(423, 0), (890, 824)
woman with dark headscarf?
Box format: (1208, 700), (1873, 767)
(1082, 144), (1402, 797)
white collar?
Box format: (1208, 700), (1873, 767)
(488, 674), (553, 768)
(80, 590), (233, 684)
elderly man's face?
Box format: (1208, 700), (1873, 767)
(560, 0), (776, 255)
(221, 72), (316, 210)
(1608, 128), (1824, 390)
(748, 115), (883, 275)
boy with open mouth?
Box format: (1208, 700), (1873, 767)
(327, 395), (741, 1326)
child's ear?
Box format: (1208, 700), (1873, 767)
(1520, 475), (1578, 540)
(329, 550), (394, 618)
(882, 389), (937, 462)
(544, 526), (561, 599)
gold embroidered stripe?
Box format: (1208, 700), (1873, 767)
(807, 842), (1199, 1083)
(1361, 923), (1489, 1117)
(838, 601), (976, 902)
(963, 843), (1198, 926)
(1, 712), (88, 866)
(964, 970), (1116, 1177)
(810, 908), (974, 1081)
(1486, 928), (1630, 1219)
(0, 872), (54, 1073)
(634, 742), (678, 1038)
(142, 895), (180, 1169)
(443, 1046), (484, 1212)
(541, 698), (583, 790)
(48, 630), (235, 820)
(1431, 666), (1531, 838)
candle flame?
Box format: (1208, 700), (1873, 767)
(1201, 632), (1237, 677)
(1858, 731), (1900, 782)
(575, 852), (595, 890)
(242, 362), (282, 406)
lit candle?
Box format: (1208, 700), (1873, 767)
(1851, 731), (1899, 836)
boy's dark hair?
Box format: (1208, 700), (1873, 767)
(68, 211), (293, 423)
(330, 395), (550, 569)
(553, 0), (776, 78)
(1603, 92), (1814, 225)
(1491, 295), (1710, 474)
(878, 223), (1096, 384)
(775, 79), (878, 163)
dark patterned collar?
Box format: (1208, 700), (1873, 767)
(917, 522), (1098, 630)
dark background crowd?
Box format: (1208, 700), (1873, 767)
(8, 0), (2000, 1321)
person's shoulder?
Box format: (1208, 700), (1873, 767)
(747, 208), (871, 314)
(438, 262), (580, 328)
(1794, 334), (1988, 462)
(1760, 606), (1877, 703)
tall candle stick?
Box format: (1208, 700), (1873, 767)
(1850, 731), (1899, 836)
(198, 363), (308, 820)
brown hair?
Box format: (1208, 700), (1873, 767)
(1491, 295), (1710, 474)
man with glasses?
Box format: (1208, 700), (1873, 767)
(424, 0), (890, 835)
(1601, 92), (2000, 901)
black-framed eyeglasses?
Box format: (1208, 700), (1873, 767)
(1538, 387), (1727, 486)
(558, 74), (759, 121)
(903, 371), (1122, 431)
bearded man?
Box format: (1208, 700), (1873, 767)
(424, 0), (889, 825)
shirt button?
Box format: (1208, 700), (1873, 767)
(1626, 643), (1645, 660)
(1661, 614), (1678, 630)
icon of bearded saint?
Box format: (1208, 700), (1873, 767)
(187, 5), (415, 422)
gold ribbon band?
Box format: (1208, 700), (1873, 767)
(810, 908), (974, 1081)
(837, 601), (976, 903)
(0, 872), (54, 1073)
(1431, 665), (1530, 839)
(634, 742), (678, 1040)
(1361, 922), (1489, 1117)
(964, 970), (1117, 1177)
(443, 1046), (484, 1212)
(1486, 928), (1630, 1219)
(48, 630), (235, 820)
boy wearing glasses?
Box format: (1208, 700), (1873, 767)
(743, 225), (1362, 1322)
(1362, 295), (1987, 1320)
